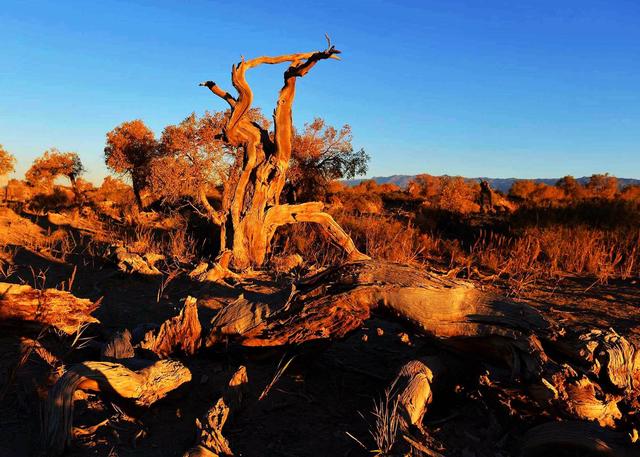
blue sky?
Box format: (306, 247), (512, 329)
(1, 0), (639, 183)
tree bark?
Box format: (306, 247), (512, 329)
(0, 282), (99, 335)
(131, 171), (145, 210)
(139, 296), (202, 357)
(200, 41), (368, 269)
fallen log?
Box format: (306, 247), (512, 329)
(205, 260), (640, 432)
(41, 359), (191, 456)
(228, 261), (553, 347)
(0, 282), (99, 335)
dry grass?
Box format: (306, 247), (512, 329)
(369, 385), (401, 456)
(465, 226), (640, 283)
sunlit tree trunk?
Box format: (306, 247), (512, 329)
(201, 41), (369, 269)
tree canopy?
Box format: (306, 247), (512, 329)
(25, 148), (85, 190)
(0, 145), (16, 178)
(288, 118), (368, 202)
(104, 119), (158, 209)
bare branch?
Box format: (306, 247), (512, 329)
(199, 81), (237, 107)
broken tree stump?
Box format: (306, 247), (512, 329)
(0, 282), (99, 335)
(140, 296), (202, 358)
(392, 357), (445, 430)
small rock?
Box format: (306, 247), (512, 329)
(361, 334), (368, 342)
(399, 332), (410, 344)
(376, 327), (384, 336)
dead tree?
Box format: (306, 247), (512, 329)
(205, 260), (640, 435)
(0, 282), (99, 335)
(199, 38), (368, 269)
(42, 359), (191, 456)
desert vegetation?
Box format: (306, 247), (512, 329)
(1, 42), (640, 457)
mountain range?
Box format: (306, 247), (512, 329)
(344, 175), (640, 193)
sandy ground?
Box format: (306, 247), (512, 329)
(1, 208), (638, 457)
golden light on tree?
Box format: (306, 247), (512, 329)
(0, 144), (16, 178)
(104, 119), (158, 210)
(288, 118), (368, 202)
(198, 39), (369, 269)
(150, 111), (230, 218)
(25, 148), (85, 200)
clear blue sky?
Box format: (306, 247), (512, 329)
(1, 0), (639, 183)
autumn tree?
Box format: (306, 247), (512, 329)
(586, 173), (618, 199)
(555, 175), (584, 200)
(287, 118), (368, 202)
(26, 148), (85, 200)
(529, 182), (565, 205)
(508, 179), (537, 201)
(104, 120), (158, 210)
(199, 40), (368, 269)
(94, 176), (134, 206)
(620, 184), (640, 202)
(0, 144), (15, 179)
(0, 145), (16, 201)
(407, 174), (442, 199)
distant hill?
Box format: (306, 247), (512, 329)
(344, 175), (640, 193)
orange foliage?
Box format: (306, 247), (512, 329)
(0, 145), (16, 178)
(288, 118), (368, 202)
(25, 148), (85, 196)
(151, 112), (227, 205)
(586, 173), (618, 199)
(620, 185), (640, 202)
(104, 120), (158, 209)
(407, 174), (480, 214)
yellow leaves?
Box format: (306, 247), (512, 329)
(0, 144), (16, 176)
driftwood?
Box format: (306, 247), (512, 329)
(0, 282), (99, 334)
(205, 260), (640, 432)
(42, 359), (191, 456)
(189, 252), (239, 283)
(140, 296), (202, 358)
(47, 212), (102, 234)
(184, 366), (249, 457)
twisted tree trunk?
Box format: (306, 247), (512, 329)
(200, 40), (368, 269)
